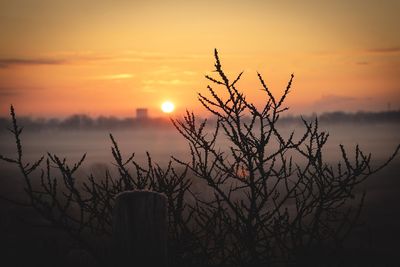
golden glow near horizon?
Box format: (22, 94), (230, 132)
(0, 0), (399, 118)
(161, 101), (175, 113)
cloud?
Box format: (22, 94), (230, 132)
(141, 86), (157, 93)
(0, 86), (43, 97)
(142, 79), (189, 85)
(0, 87), (20, 97)
(0, 50), (207, 69)
(366, 47), (400, 54)
(91, 73), (135, 80)
(117, 51), (207, 63)
(0, 86), (22, 97)
(0, 58), (66, 68)
(145, 66), (198, 78)
(182, 71), (197, 76)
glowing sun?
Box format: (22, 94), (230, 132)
(161, 101), (175, 113)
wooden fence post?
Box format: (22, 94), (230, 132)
(113, 190), (167, 267)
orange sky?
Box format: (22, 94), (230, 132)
(0, 0), (399, 118)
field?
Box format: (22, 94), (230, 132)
(0, 121), (399, 266)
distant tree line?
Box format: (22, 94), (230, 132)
(0, 110), (399, 132)
(312, 110), (400, 124)
(276, 110), (400, 125)
(0, 114), (173, 132)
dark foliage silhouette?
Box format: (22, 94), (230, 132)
(1, 50), (399, 266)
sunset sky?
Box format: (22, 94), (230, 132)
(0, 0), (399, 118)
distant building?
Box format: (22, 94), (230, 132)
(136, 108), (148, 120)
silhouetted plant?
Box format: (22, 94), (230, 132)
(1, 50), (399, 267)
(171, 50), (400, 266)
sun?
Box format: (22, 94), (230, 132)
(161, 101), (175, 113)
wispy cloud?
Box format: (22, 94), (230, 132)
(182, 71), (197, 76)
(145, 66), (199, 78)
(0, 87), (20, 96)
(367, 47), (400, 54)
(142, 79), (189, 85)
(0, 50), (208, 69)
(91, 73), (135, 80)
(0, 86), (42, 97)
(0, 58), (66, 68)
(141, 86), (157, 93)
(116, 51), (207, 63)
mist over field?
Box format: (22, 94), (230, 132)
(1, 117), (399, 203)
(1, 115), (398, 165)
(0, 115), (399, 265)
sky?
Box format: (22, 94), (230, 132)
(0, 0), (399, 118)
